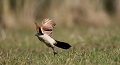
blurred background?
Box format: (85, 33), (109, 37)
(0, 0), (120, 64)
(0, 0), (120, 29)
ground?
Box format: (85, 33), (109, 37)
(0, 24), (120, 65)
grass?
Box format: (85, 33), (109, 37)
(0, 25), (120, 65)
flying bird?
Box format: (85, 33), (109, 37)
(35, 18), (71, 55)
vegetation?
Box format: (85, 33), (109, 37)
(0, 0), (120, 28)
(0, 24), (120, 65)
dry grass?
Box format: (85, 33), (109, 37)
(48, 0), (110, 26)
(1, 0), (120, 29)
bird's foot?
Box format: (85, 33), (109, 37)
(53, 52), (57, 56)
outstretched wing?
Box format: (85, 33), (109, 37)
(35, 22), (43, 35)
(35, 22), (40, 33)
(41, 18), (56, 36)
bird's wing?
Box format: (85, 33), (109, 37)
(35, 22), (40, 33)
(41, 18), (56, 36)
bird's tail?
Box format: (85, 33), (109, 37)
(54, 40), (71, 49)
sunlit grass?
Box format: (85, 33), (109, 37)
(0, 25), (120, 65)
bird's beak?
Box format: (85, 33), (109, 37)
(35, 33), (38, 36)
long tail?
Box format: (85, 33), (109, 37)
(54, 40), (71, 49)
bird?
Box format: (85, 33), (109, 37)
(34, 18), (71, 55)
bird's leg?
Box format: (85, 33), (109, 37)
(52, 47), (57, 56)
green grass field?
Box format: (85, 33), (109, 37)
(0, 25), (120, 65)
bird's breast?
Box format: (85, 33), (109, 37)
(37, 34), (56, 47)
